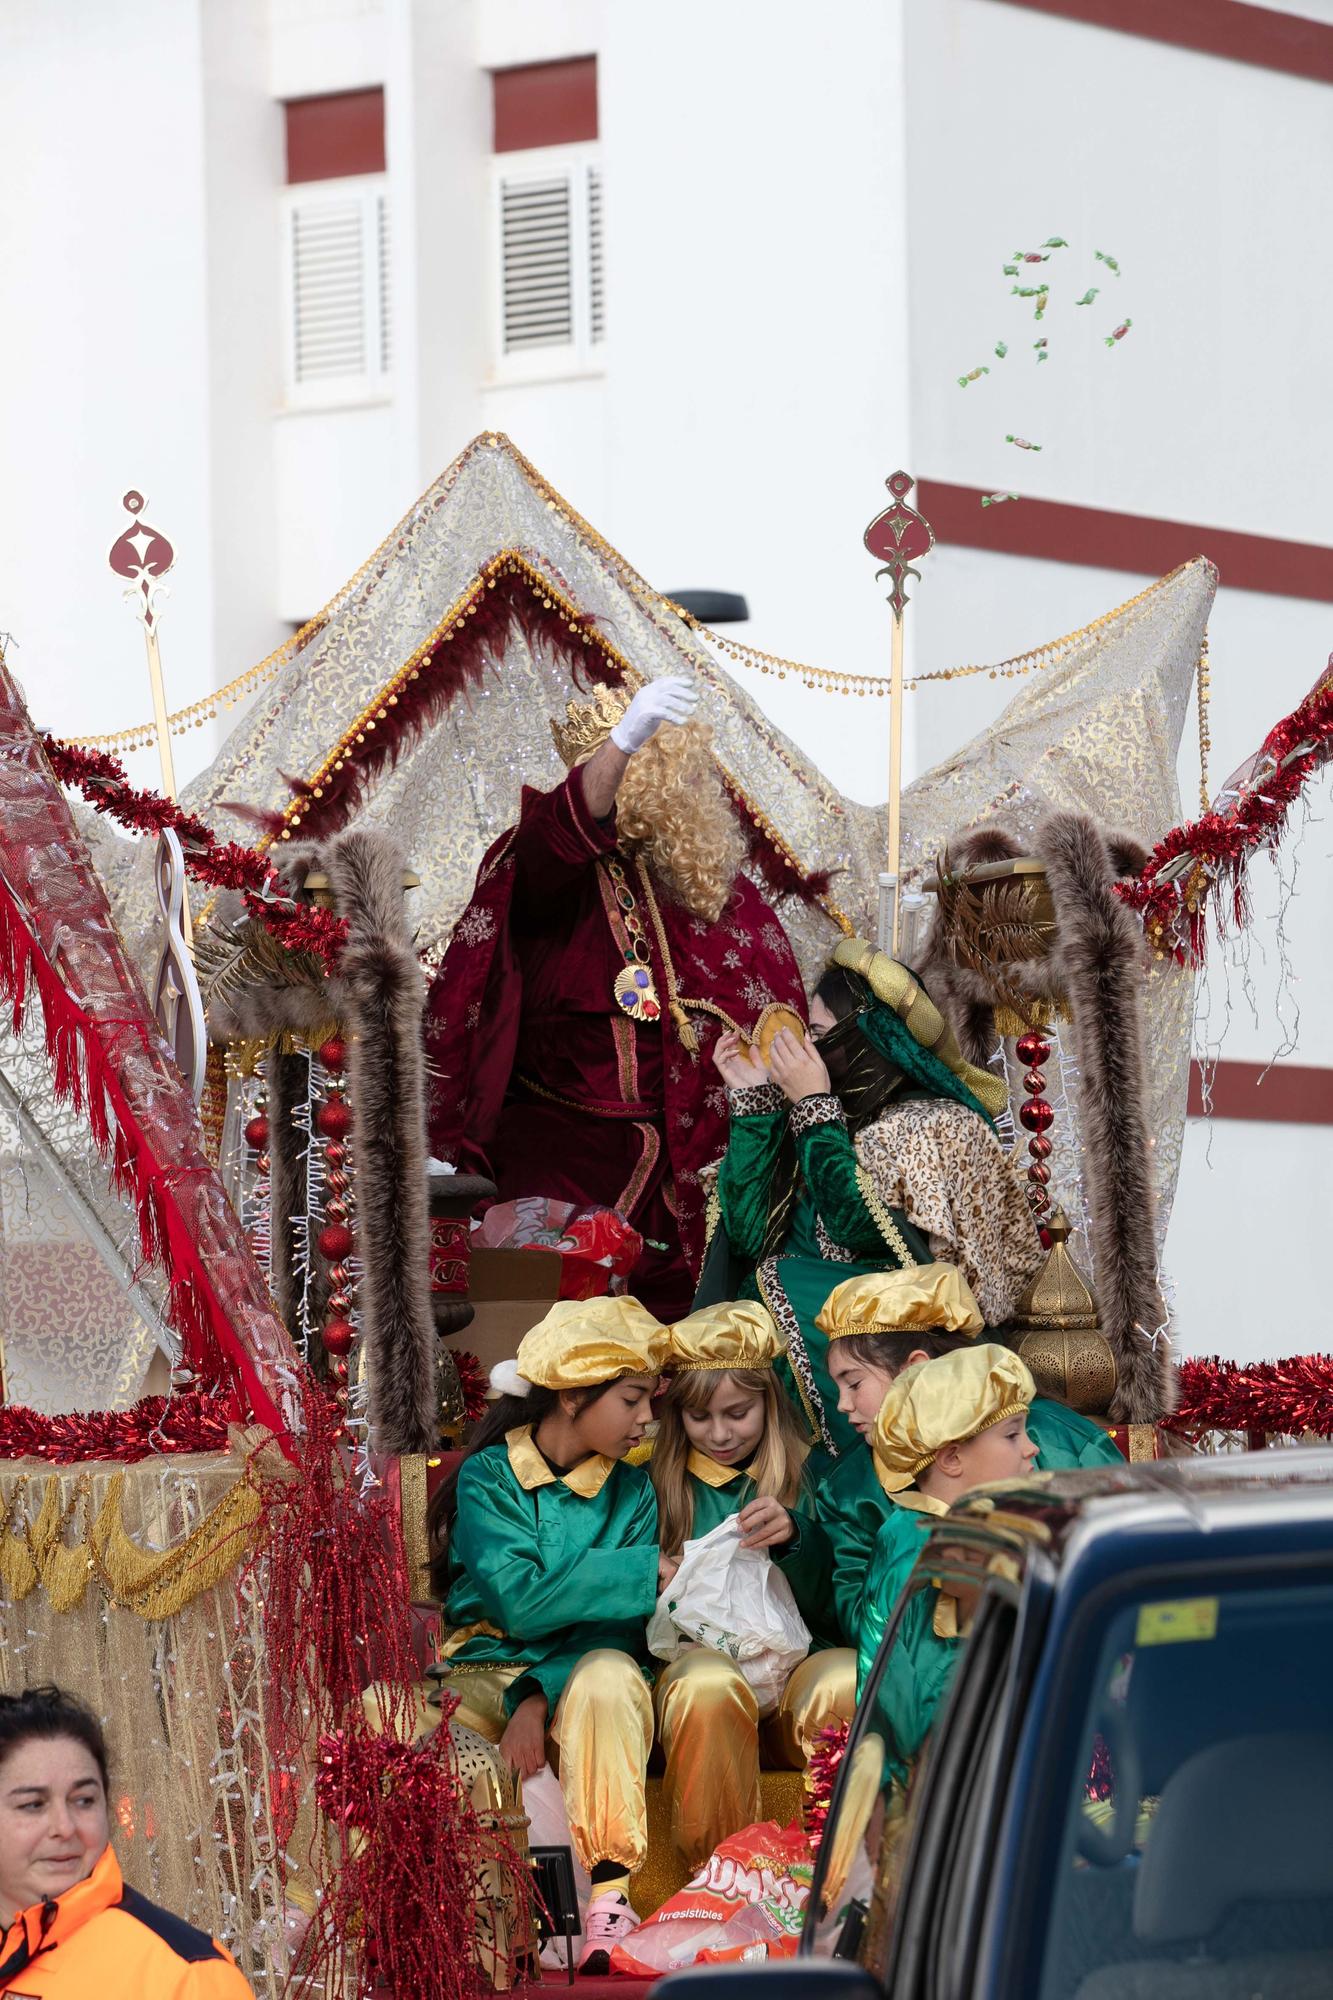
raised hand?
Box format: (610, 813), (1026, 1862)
(713, 1029), (768, 1089)
(767, 1027), (831, 1104)
(610, 677), (700, 754)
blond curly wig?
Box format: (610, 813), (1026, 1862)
(616, 720), (746, 922)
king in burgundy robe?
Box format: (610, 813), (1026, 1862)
(425, 764), (807, 1316)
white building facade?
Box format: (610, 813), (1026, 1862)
(2, 0), (1332, 1361)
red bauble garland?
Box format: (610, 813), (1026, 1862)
(41, 736), (349, 971)
(1168, 1352), (1333, 1439)
(1116, 669), (1333, 964)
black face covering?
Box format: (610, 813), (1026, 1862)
(755, 974), (907, 1260)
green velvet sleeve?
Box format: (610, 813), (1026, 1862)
(858, 1510), (957, 1785)
(775, 1496), (837, 1643)
(793, 1095), (930, 1264)
(451, 1457), (659, 1648)
(715, 1085), (789, 1261)
(1027, 1396), (1125, 1470)
(815, 1449), (890, 1649)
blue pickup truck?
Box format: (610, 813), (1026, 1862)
(666, 1450), (1333, 1999)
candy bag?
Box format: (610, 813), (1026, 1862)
(610, 1820), (812, 1976)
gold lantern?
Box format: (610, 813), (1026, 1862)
(1013, 1211), (1118, 1416)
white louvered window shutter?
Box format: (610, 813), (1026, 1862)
(492, 146), (605, 378)
(283, 179), (391, 405)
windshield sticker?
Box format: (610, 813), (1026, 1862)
(1136, 1598), (1218, 1646)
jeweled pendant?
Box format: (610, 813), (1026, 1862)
(614, 962), (661, 1022)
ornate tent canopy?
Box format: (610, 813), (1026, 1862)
(104, 433), (1212, 1253)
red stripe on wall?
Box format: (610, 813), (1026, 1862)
(917, 482), (1333, 603)
(1189, 1058), (1333, 1123)
(492, 57), (598, 153)
(987, 0), (1333, 84)
(285, 88), (386, 184)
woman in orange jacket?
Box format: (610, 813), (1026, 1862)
(0, 1685), (252, 1997)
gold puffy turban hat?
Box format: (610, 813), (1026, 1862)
(666, 1301), (782, 1374)
(513, 1297), (669, 1391)
(871, 1342), (1035, 1494)
(815, 1263), (984, 1343)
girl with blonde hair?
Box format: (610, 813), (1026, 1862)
(649, 1302), (856, 1868)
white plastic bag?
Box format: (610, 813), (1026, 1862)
(646, 1516), (811, 1715)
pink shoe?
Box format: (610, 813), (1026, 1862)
(577, 1889), (638, 1975)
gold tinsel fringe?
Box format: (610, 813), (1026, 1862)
(0, 1457), (267, 1619)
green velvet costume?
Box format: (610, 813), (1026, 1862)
(440, 1425), (659, 1717)
(855, 1497), (954, 1788)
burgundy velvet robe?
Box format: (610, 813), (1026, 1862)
(425, 766), (806, 1315)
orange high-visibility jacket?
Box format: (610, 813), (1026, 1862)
(0, 1845), (252, 1996)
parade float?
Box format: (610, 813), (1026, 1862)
(7, 433), (1333, 1989)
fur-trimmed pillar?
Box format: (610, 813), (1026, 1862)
(325, 829), (436, 1455)
(1035, 813), (1172, 1424)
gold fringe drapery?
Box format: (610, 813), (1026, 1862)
(0, 1449), (312, 1999)
(0, 1448), (268, 1617)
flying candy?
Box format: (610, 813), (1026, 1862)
(1010, 283), (1048, 299)
(1034, 338), (1049, 362)
(1074, 288), (1099, 306)
(1104, 318), (1132, 347)
(994, 340), (1009, 359)
(1042, 237), (1068, 249)
(1013, 251), (1050, 264)
(1006, 435), (1042, 451)
(1034, 290), (1049, 320)
(982, 493), (1019, 507)
(1095, 250), (1121, 276)
(1003, 263), (1020, 276)
(957, 366), (990, 386)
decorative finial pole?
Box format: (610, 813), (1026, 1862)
(108, 490), (180, 800)
(863, 472), (935, 954)
(108, 491), (194, 955)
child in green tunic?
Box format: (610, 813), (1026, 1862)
(426, 1295), (669, 1972)
(814, 1265), (1123, 1645)
(857, 1343), (1038, 1789)
(648, 1301), (857, 1868)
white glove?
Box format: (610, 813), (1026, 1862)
(610, 676), (700, 755)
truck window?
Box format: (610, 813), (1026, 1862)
(1037, 1576), (1333, 2000)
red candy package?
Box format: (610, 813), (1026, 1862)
(610, 1821), (812, 1978)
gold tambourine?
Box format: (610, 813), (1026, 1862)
(745, 1003), (807, 1068)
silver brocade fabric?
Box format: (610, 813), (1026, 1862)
(110, 435), (1210, 1253)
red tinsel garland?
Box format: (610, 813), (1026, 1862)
(42, 736), (348, 971)
(0, 1393), (232, 1464)
(452, 1348), (488, 1426)
(310, 1695), (528, 1999)
(803, 1718), (850, 1851)
(1168, 1353), (1333, 1439)
(244, 1386), (531, 1993)
(1117, 670), (1333, 964)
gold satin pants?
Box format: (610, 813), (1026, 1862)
(434, 1650), (654, 1873)
(654, 1646), (857, 1867)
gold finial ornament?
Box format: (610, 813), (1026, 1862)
(550, 684), (632, 767)
(1013, 1211), (1118, 1415)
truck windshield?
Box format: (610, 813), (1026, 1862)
(1038, 1576), (1333, 1999)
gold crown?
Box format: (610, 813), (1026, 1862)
(550, 684), (632, 767)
